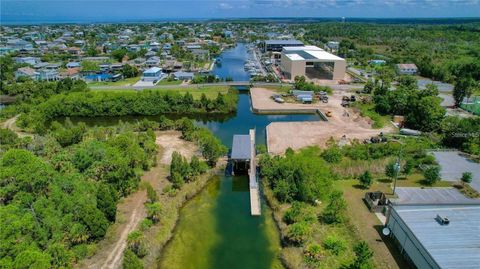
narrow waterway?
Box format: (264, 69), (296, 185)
(61, 43), (321, 269)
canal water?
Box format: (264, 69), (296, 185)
(63, 43), (321, 269)
(210, 43), (252, 81)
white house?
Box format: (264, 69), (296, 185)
(396, 64), (418, 75)
(142, 67), (164, 82)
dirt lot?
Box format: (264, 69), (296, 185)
(251, 87), (320, 112)
(251, 88), (394, 154)
(79, 131), (198, 269)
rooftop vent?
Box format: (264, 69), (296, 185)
(436, 214), (450, 225)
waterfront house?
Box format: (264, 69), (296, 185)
(142, 67), (163, 82)
(173, 71), (194, 81)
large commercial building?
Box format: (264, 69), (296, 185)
(385, 188), (480, 269)
(280, 45), (346, 80)
(262, 40), (304, 52)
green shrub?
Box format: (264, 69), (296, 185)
(286, 222), (312, 246)
(122, 249), (144, 269)
(323, 235), (347, 255)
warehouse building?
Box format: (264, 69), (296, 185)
(262, 39), (304, 52)
(280, 45), (346, 80)
(386, 200), (480, 269)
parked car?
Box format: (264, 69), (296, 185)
(350, 95), (356, 102)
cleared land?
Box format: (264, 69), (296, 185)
(252, 87), (394, 154)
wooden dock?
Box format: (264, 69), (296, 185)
(248, 129), (261, 216)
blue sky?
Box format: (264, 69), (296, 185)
(2, 0), (480, 23)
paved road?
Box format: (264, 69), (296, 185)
(90, 82), (365, 91)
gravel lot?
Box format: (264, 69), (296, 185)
(253, 87), (394, 154)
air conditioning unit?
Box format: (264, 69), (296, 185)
(436, 214), (450, 225)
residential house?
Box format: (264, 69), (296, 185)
(15, 67), (39, 80)
(15, 57), (38, 65)
(59, 68), (80, 80)
(173, 71), (194, 81)
(141, 67), (164, 82)
(396, 64), (418, 75)
(145, 56), (161, 67)
(66, 61), (81, 69)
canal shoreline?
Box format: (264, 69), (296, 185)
(143, 163), (227, 268)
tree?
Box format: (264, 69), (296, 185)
(146, 202), (162, 223)
(170, 172), (184, 189)
(127, 231), (147, 258)
(358, 171), (373, 189)
(81, 60), (100, 72)
(323, 234), (346, 255)
(423, 166), (441, 185)
(321, 144), (342, 163)
(352, 241), (373, 269)
(146, 183), (158, 203)
(322, 190), (347, 224)
(122, 249), (144, 269)
(111, 48), (128, 62)
(285, 222), (311, 245)
(453, 77), (475, 106)
(403, 158), (415, 175)
(405, 96), (446, 132)
(461, 172), (473, 187)
(385, 161), (399, 181)
(121, 64), (139, 78)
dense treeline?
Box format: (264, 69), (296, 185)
(260, 147), (374, 268)
(0, 122), (157, 268)
(1, 78), (88, 102)
(17, 90), (237, 133)
(303, 22), (480, 82)
(260, 148), (333, 203)
(370, 76), (445, 131)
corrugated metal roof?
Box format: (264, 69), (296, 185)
(265, 39), (303, 45)
(393, 204), (480, 268)
(231, 135), (251, 160)
(392, 187), (480, 205)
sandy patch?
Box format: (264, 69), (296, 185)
(156, 130), (199, 165)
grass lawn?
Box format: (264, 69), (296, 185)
(258, 84), (294, 93)
(87, 76), (140, 87)
(156, 79), (183, 86)
(335, 179), (411, 269)
(333, 170), (453, 269)
(352, 102), (390, 128)
(95, 85), (231, 100)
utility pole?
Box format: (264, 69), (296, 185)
(392, 140), (404, 195)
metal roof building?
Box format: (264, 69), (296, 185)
(386, 203), (480, 269)
(280, 45), (346, 80)
(231, 135), (251, 160)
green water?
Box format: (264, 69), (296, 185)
(158, 175), (283, 269)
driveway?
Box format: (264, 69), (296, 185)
(432, 151), (480, 192)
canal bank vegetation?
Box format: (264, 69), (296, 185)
(0, 123), (157, 268)
(260, 147), (374, 269)
(10, 87), (237, 134)
(259, 136), (454, 269)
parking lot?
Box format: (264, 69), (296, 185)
(432, 151), (480, 192)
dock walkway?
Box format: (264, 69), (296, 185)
(249, 129), (261, 216)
